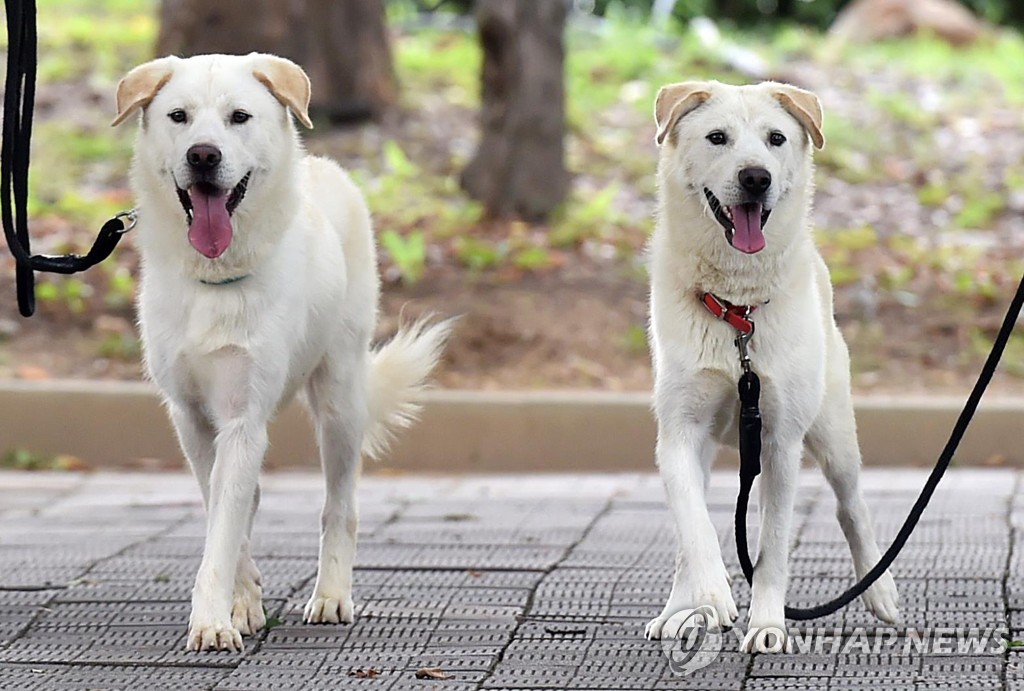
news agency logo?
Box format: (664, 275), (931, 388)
(660, 616), (1007, 677)
(659, 606), (725, 676)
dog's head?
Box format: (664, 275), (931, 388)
(654, 80), (824, 255)
(112, 53), (313, 259)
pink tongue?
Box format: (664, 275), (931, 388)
(729, 203), (765, 254)
(187, 186), (232, 259)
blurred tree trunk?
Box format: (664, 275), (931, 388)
(156, 0), (397, 123)
(1007, 3), (1024, 26)
(461, 0), (571, 220)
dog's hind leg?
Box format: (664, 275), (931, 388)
(303, 355), (369, 625)
(806, 388), (901, 626)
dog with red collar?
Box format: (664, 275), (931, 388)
(643, 80), (900, 653)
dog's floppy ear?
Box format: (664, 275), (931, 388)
(654, 81), (712, 146)
(772, 84), (825, 149)
(111, 57), (178, 127)
(251, 54), (314, 129)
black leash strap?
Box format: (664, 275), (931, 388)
(2, 0), (132, 317)
(735, 269), (1024, 620)
(736, 369), (762, 583)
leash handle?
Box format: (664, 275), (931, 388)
(2, 0), (131, 316)
(735, 268), (1024, 619)
(3, 0), (37, 316)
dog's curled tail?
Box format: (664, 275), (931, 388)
(362, 316), (453, 460)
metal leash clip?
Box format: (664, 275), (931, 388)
(734, 309), (755, 373)
(114, 209), (138, 233)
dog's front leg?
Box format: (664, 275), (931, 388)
(171, 404), (266, 641)
(187, 416), (268, 652)
(742, 438), (801, 654)
(645, 426), (737, 640)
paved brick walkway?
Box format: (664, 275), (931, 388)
(1, 469), (1023, 690)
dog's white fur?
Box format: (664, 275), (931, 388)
(644, 81), (900, 653)
(114, 53), (450, 652)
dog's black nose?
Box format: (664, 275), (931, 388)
(738, 167), (771, 195)
(186, 144), (222, 172)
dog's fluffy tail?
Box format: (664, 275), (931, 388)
(362, 316), (453, 460)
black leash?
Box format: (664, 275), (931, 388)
(2, 0), (134, 317)
(734, 270), (1024, 620)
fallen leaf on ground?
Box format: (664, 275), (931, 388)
(54, 454), (89, 471)
(16, 365), (50, 380)
(349, 667), (381, 679)
(415, 667), (450, 680)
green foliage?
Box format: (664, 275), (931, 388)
(967, 328), (1024, 378)
(1, 448), (84, 471)
(849, 32), (1024, 103)
(98, 332), (141, 361)
(917, 181), (950, 208)
(513, 246), (552, 272)
(564, 0), (1024, 29)
(264, 606), (284, 631)
(550, 184), (624, 248)
(26, 0), (158, 81)
(104, 265), (136, 309)
(621, 324), (649, 355)
(393, 28), (479, 107)
(955, 190), (1005, 229)
(36, 277), (91, 314)
(455, 237), (503, 272)
(380, 230), (427, 284)
(390, 0), (1024, 28)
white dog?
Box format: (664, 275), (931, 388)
(643, 81), (900, 653)
(113, 53), (450, 652)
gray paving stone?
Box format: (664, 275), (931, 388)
(0, 469), (1019, 688)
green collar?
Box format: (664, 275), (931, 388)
(199, 274), (250, 286)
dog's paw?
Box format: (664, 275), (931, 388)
(231, 581), (266, 637)
(186, 618), (244, 652)
(645, 604), (732, 642)
(303, 594), (355, 624)
(741, 624), (788, 653)
(862, 570), (901, 625)
(644, 589), (738, 640)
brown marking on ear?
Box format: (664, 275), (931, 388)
(654, 81), (712, 146)
(772, 84), (825, 149)
(252, 54), (313, 129)
(111, 57), (177, 127)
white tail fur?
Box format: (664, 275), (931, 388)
(362, 317), (453, 460)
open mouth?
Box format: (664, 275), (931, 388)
(703, 187), (771, 255)
(176, 173), (250, 259)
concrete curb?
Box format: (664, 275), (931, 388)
(0, 380), (1020, 471)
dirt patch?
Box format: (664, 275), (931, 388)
(380, 273), (651, 391)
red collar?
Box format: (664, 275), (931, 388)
(700, 292), (758, 335)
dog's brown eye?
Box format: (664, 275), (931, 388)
(769, 131), (786, 146)
(168, 109), (188, 124)
(706, 131), (727, 146)
(231, 110), (251, 124)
